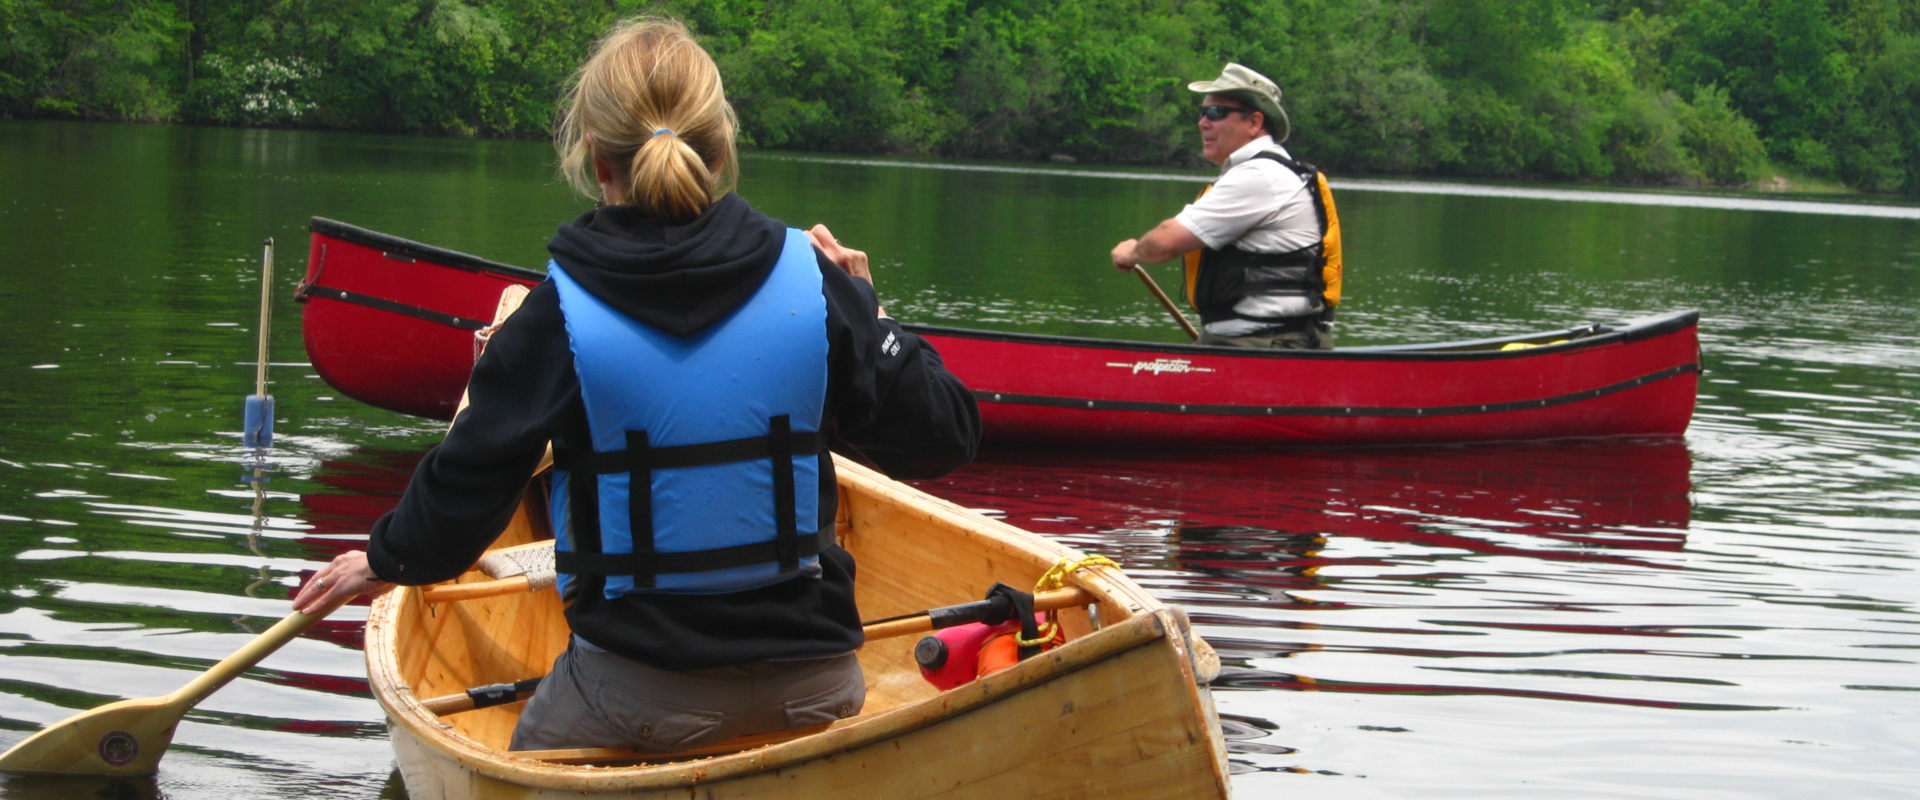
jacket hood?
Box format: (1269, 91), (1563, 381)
(547, 192), (789, 337)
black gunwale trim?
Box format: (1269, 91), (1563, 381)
(299, 284), (492, 331)
(973, 362), (1699, 418)
(309, 217), (546, 282)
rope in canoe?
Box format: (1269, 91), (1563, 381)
(1019, 555), (1119, 648)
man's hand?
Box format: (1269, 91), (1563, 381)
(1111, 239), (1141, 271)
(1115, 219), (1205, 271)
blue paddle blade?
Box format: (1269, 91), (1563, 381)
(243, 394), (275, 449)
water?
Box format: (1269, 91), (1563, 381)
(1, 120), (1917, 798)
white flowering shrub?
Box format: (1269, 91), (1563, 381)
(189, 53), (318, 124)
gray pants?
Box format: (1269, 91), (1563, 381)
(510, 637), (865, 752)
(1199, 323), (1333, 350)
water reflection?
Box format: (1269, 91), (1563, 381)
(0, 440), (390, 800)
(917, 439), (1710, 770)
(921, 438), (1691, 564)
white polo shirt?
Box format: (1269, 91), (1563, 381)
(1175, 136), (1322, 333)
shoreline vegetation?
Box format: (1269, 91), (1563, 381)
(4, 1), (1916, 196)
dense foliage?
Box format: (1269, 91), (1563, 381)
(4, 0), (1916, 193)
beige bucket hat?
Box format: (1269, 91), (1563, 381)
(1188, 62), (1290, 142)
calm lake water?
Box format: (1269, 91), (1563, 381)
(2, 120), (1918, 799)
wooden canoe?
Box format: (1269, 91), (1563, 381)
(297, 217), (1699, 447)
(365, 454), (1231, 798)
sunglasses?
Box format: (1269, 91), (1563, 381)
(1199, 104), (1254, 121)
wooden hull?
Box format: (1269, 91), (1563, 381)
(300, 217), (1698, 446)
(365, 456), (1230, 799)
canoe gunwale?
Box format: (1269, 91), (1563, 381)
(309, 217), (544, 283)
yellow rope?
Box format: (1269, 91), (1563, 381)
(1019, 555), (1120, 647)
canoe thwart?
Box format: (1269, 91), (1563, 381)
(419, 676), (545, 716)
(421, 574), (531, 603)
(861, 586), (1094, 640)
(420, 540), (556, 603)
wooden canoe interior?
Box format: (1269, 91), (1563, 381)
(386, 455), (1146, 757)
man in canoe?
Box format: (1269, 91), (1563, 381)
(1110, 62), (1343, 349)
(293, 15), (979, 754)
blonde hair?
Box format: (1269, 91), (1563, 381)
(555, 16), (739, 220)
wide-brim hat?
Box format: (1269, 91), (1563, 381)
(1189, 62), (1290, 142)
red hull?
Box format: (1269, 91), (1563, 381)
(299, 219), (542, 420)
(298, 218), (1699, 447)
(918, 319), (1698, 447)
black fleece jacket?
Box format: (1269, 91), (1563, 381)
(365, 193), (981, 670)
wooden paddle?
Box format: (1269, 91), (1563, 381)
(1130, 263), (1199, 341)
(0, 595), (351, 776)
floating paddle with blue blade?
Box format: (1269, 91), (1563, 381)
(243, 238), (275, 449)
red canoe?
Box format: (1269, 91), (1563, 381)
(297, 217), (1699, 447)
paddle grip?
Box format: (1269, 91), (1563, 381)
(924, 593), (1014, 630)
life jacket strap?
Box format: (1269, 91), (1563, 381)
(552, 429), (825, 473)
(625, 429), (656, 589)
(552, 415), (822, 589)
(770, 415), (800, 573)
(554, 529), (829, 577)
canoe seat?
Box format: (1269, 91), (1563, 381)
(512, 722), (837, 766)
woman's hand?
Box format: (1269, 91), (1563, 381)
(292, 550), (394, 615)
(807, 224), (885, 317)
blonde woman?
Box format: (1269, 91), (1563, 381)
(294, 16), (979, 752)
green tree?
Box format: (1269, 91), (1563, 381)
(1, 0), (1915, 194)
(1, 0), (187, 119)
(1835, 33), (1920, 192)
(1667, 0), (1854, 172)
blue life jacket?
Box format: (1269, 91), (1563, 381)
(546, 228), (828, 598)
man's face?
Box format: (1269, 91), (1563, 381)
(1198, 93), (1264, 166)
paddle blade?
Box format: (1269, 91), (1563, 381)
(0, 601), (345, 777)
(243, 393), (275, 449)
(0, 695), (184, 776)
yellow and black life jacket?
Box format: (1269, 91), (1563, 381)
(1182, 151), (1343, 325)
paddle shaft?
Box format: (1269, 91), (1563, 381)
(174, 596), (347, 710)
(416, 586), (1096, 716)
(1130, 263), (1199, 341)
(254, 238), (274, 397)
